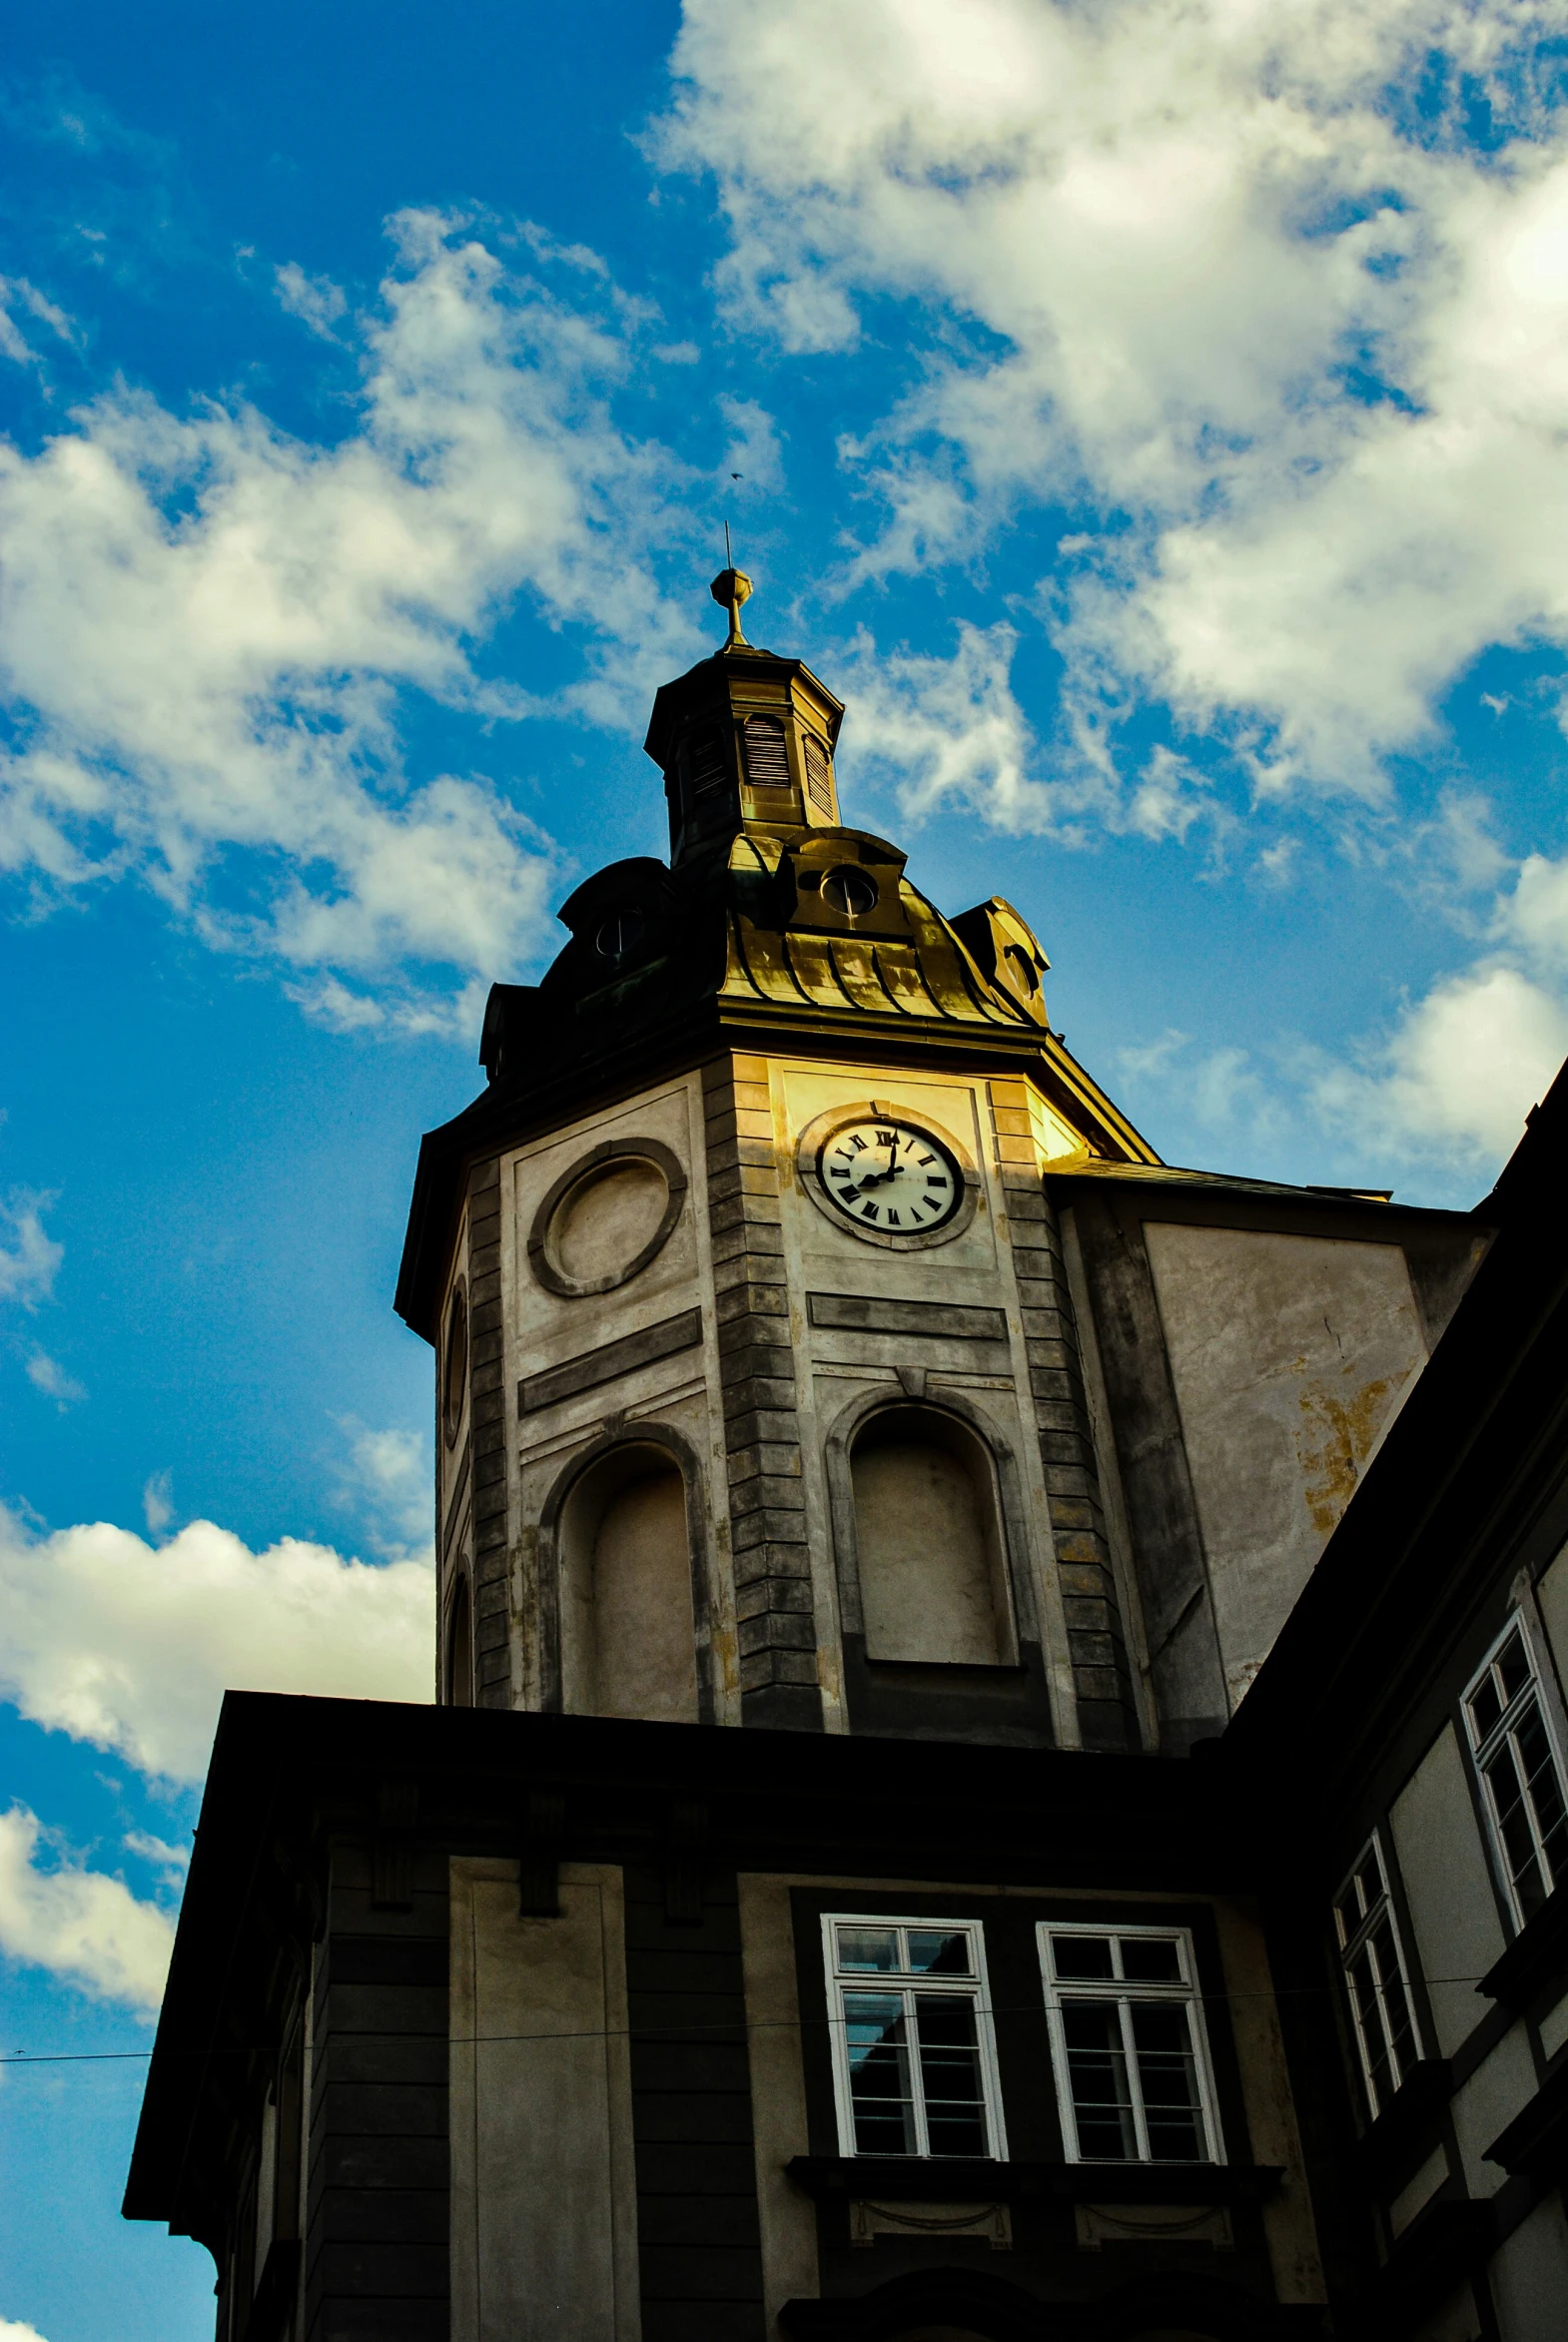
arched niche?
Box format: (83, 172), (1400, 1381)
(445, 1572), (474, 1708)
(850, 1405), (1015, 1666)
(824, 1387), (1055, 1746)
(543, 1431), (713, 1726)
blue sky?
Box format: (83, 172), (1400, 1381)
(6, 2), (1568, 2333)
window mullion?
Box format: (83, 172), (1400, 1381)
(1481, 1753), (1515, 1890)
(1346, 1968), (1381, 2113)
(1513, 1701), (1555, 1877)
(906, 1987), (930, 2159)
(1365, 1934), (1396, 2079)
(831, 1984), (854, 2156)
(1507, 1715), (1540, 1871)
(1121, 1995), (1151, 2161)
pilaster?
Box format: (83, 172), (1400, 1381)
(990, 1080), (1140, 1752)
(702, 1053), (823, 1731)
(465, 1156), (511, 1709)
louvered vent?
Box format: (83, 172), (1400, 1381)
(685, 727), (729, 801)
(743, 714), (790, 790)
(803, 732), (835, 813)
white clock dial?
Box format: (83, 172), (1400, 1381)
(818, 1117), (962, 1234)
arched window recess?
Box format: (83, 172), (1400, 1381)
(824, 1385), (1055, 1747)
(536, 1425), (714, 1728)
(444, 1569), (474, 1709)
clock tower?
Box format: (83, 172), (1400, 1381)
(133, 569), (1520, 2342)
(397, 570), (1159, 1754)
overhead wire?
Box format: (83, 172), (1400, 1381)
(3, 1972), (1503, 2070)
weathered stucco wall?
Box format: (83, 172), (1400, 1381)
(736, 1877), (818, 2339)
(1535, 1537), (1568, 1696)
(1388, 1726), (1506, 2058)
(449, 1858), (640, 2342)
(1144, 1223), (1428, 1707)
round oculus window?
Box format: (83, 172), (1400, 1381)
(1004, 943), (1039, 994)
(817, 1115), (962, 1236)
(820, 865), (878, 918)
(526, 1138), (689, 1299)
(594, 906), (645, 959)
(550, 1157), (669, 1284)
(442, 1284), (468, 1447)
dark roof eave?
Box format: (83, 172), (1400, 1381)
(1045, 1156), (1481, 1222)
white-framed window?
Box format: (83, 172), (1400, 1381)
(1038, 1922), (1223, 2165)
(1332, 1835), (1422, 2119)
(822, 1915), (1007, 2159)
(1464, 1615), (1568, 1929)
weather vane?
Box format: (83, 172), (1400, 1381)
(713, 491), (751, 650)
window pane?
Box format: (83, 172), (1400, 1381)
(1348, 1944), (1393, 2112)
(907, 1930), (973, 1976)
(1053, 1934), (1115, 1980)
(1354, 1854), (1383, 1910)
(1333, 1888), (1361, 1948)
(1121, 1937), (1181, 1983)
(1486, 1742), (1549, 1918)
(1368, 1918), (1416, 2086)
(1130, 2002), (1205, 2161)
(1062, 2000), (1137, 2159)
(837, 1928), (899, 1972)
(1497, 1634), (1531, 1706)
(1470, 1674), (1503, 1744)
(843, 1993), (916, 2153)
(912, 1994), (987, 2157)
(1517, 1705), (1568, 1897)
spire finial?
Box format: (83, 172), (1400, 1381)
(710, 563), (753, 650)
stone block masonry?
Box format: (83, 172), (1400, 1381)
(465, 1156), (511, 1710)
(989, 1081), (1140, 1753)
(703, 1054), (824, 1732)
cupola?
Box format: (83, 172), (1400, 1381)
(643, 567), (846, 864)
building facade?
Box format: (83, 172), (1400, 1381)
(126, 579), (1568, 2342)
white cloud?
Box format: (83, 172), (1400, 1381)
(1313, 837), (1568, 1164)
(0, 1805), (173, 2011)
(0, 210), (703, 1022)
(1117, 838), (1568, 1178)
(0, 275), (75, 370)
(661, 0), (1568, 793)
(141, 1471), (173, 1535)
(1318, 960), (1568, 1163)
(1115, 1029), (1290, 1155)
(335, 1421), (430, 1556)
(0, 1190), (62, 1307)
(716, 393), (783, 497)
(1508, 849), (1568, 970)
(123, 1829), (190, 1885)
(0, 1505), (431, 1782)
(275, 260), (348, 338)
(842, 620), (1048, 828)
(0, 2319), (52, 2342)
(24, 1351), (85, 1408)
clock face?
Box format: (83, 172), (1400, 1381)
(817, 1117), (962, 1235)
